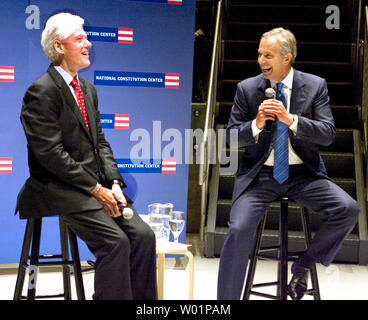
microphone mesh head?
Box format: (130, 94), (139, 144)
(265, 88), (276, 98)
(123, 207), (134, 220)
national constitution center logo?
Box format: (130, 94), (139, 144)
(84, 26), (133, 44)
(94, 71), (180, 89)
(116, 158), (176, 174)
(100, 114), (130, 129)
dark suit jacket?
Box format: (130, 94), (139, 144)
(227, 69), (336, 203)
(16, 64), (131, 219)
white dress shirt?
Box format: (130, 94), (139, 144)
(54, 65), (80, 104)
(251, 68), (303, 165)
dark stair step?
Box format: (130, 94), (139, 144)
(226, 22), (352, 43)
(324, 152), (355, 178)
(320, 129), (354, 153)
(224, 40), (352, 63)
(220, 80), (354, 106)
(223, 60), (354, 82)
(229, 5), (350, 24)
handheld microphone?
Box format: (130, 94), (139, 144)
(264, 88), (276, 132)
(118, 203), (134, 220)
(265, 87), (276, 99)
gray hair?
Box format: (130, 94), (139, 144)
(41, 13), (85, 65)
(262, 27), (297, 65)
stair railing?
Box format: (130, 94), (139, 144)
(362, 6), (368, 198)
(357, 6), (368, 263)
(198, 0), (224, 241)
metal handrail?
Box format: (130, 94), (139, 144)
(362, 6), (368, 200)
(198, 0), (223, 241)
(354, 0), (362, 95)
(363, 6), (368, 154)
(199, 0), (222, 185)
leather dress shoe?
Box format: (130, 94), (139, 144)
(288, 263), (309, 300)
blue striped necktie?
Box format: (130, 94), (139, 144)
(273, 82), (289, 184)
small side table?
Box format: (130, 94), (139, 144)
(156, 241), (194, 300)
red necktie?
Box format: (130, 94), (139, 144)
(70, 78), (90, 130)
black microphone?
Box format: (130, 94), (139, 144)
(264, 88), (276, 132)
(118, 203), (134, 220)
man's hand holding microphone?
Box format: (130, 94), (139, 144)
(256, 88), (295, 131)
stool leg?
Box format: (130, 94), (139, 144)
(27, 218), (42, 300)
(59, 217), (72, 300)
(242, 214), (267, 300)
(278, 201), (288, 300)
(68, 228), (86, 300)
(300, 207), (321, 300)
(13, 219), (34, 300)
(184, 250), (194, 300)
(157, 253), (165, 300)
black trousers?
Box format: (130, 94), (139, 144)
(61, 203), (157, 300)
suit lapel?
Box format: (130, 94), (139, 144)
(80, 79), (98, 146)
(47, 65), (94, 144)
(256, 76), (271, 107)
(290, 69), (307, 115)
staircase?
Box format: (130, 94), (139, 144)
(204, 0), (368, 264)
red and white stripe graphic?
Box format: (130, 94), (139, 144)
(115, 114), (130, 129)
(0, 66), (14, 82)
(165, 73), (179, 88)
(161, 158), (176, 174)
(118, 28), (133, 44)
(0, 157), (12, 173)
(168, 0), (182, 5)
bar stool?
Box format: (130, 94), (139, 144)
(243, 197), (321, 300)
(13, 216), (85, 300)
(156, 242), (194, 300)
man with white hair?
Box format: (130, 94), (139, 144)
(217, 27), (359, 300)
(16, 12), (157, 300)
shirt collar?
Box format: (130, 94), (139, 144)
(270, 67), (294, 90)
(54, 65), (79, 86)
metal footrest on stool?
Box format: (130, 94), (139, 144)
(243, 197), (321, 300)
(13, 216), (85, 300)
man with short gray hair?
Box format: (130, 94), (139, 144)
(217, 27), (359, 300)
(16, 12), (157, 300)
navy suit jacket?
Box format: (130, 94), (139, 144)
(227, 69), (336, 203)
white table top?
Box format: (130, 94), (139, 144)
(156, 241), (191, 254)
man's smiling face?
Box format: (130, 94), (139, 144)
(55, 25), (92, 76)
(257, 35), (291, 82)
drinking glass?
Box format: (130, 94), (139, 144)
(169, 211), (185, 243)
(148, 213), (163, 241)
(161, 203), (173, 241)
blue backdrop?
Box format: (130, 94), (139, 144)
(0, 0), (195, 263)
